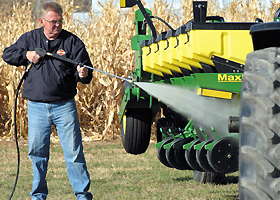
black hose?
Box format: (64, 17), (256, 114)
(150, 16), (175, 31)
(9, 64), (31, 200)
(274, 7), (280, 22)
(135, 0), (157, 38)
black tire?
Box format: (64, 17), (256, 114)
(239, 47), (280, 199)
(175, 137), (194, 170)
(121, 108), (152, 155)
(196, 140), (216, 173)
(185, 140), (204, 172)
(157, 137), (174, 168)
(166, 138), (188, 170)
(155, 118), (174, 168)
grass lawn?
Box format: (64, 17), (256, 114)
(0, 138), (238, 200)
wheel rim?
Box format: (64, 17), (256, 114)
(207, 137), (239, 174)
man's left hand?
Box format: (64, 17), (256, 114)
(77, 65), (88, 78)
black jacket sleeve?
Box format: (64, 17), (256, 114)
(72, 41), (93, 84)
(75, 68), (93, 84)
(2, 33), (29, 67)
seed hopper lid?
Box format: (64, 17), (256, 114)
(156, 31), (167, 42)
(250, 22), (280, 50)
(166, 30), (176, 39)
(148, 37), (157, 45)
(140, 40), (149, 48)
(175, 25), (188, 36)
(250, 21), (280, 34)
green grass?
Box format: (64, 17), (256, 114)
(0, 139), (238, 200)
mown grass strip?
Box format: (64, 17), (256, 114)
(0, 140), (238, 200)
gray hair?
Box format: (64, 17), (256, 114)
(41, 2), (63, 17)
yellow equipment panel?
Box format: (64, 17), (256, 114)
(141, 27), (253, 76)
(141, 44), (163, 76)
(166, 35), (193, 70)
(149, 43), (172, 75)
(157, 39), (182, 73)
(183, 30), (254, 68)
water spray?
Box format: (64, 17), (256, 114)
(134, 82), (240, 139)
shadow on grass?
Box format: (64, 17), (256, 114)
(223, 174), (239, 184)
(223, 194), (239, 200)
(172, 173), (239, 185)
(173, 176), (193, 182)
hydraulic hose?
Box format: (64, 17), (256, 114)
(9, 64), (32, 200)
(150, 16), (175, 31)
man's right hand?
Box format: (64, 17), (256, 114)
(26, 51), (40, 64)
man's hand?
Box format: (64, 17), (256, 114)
(26, 51), (40, 64)
(77, 65), (88, 78)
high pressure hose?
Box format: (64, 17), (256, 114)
(8, 51), (133, 198)
(9, 64), (32, 200)
(7, 48), (132, 199)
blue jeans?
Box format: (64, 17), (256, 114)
(27, 99), (92, 200)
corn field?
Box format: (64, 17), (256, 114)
(0, 0), (279, 141)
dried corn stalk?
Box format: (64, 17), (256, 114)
(0, 0), (278, 141)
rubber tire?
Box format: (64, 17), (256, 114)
(166, 138), (188, 170)
(157, 137), (174, 168)
(185, 140), (204, 172)
(175, 137), (194, 170)
(239, 47), (280, 200)
(196, 140), (216, 173)
(121, 108), (152, 155)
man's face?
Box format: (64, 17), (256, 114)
(39, 10), (63, 40)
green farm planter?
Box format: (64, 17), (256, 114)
(119, 1), (280, 197)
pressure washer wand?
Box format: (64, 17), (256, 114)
(83, 64), (130, 82)
(35, 48), (131, 83)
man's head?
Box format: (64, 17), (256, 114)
(39, 2), (63, 40)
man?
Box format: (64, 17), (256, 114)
(2, 2), (93, 200)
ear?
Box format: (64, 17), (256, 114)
(39, 18), (44, 27)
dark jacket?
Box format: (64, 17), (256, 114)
(2, 27), (93, 102)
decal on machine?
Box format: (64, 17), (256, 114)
(218, 74), (243, 82)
